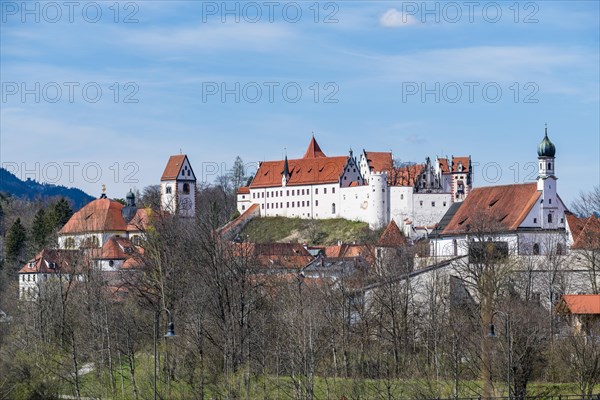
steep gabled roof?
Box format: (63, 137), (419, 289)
(364, 151), (393, 173)
(303, 136), (326, 158)
(562, 294), (600, 314)
(161, 154), (195, 181)
(59, 198), (128, 234)
(441, 183), (541, 235)
(377, 220), (407, 247)
(451, 157), (470, 173)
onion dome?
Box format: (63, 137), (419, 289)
(537, 127), (556, 157)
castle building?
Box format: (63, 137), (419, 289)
(236, 136), (472, 235)
(430, 128), (568, 257)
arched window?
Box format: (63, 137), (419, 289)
(533, 243), (540, 255)
(183, 183), (190, 194)
(331, 203), (336, 214)
(166, 185), (172, 194)
(556, 243), (563, 255)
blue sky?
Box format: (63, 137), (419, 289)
(1, 1), (598, 206)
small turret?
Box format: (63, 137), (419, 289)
(121, 189), (137, 223)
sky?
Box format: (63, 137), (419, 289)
(1, 0), (599, 206)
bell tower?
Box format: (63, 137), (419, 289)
(160, 154), (197, 218)
(537, 125), (557, 228)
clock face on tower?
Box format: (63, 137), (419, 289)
(179, 197), (192, 211)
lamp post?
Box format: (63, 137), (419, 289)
(488, 311), (511, 400)
(154, 308), (176, 400)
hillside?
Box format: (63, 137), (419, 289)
(240, 216), (382, 245)
(0, 167), (94, 209)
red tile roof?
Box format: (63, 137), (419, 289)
(377, 220), (407, 247)
(442, 183), (540, 234)
(233, 242), (314, 269)
(567, 212), (600, 250)
(161, 155), (188, 181)
(364, 151), (393, 173)
(60, 198), (128, 234)
(437, 158), (450, 173)
(91, 237), (138, 260)
(19, 249), (80, 274)
(303, 136), (326, 158)
(238, 186), (250, 195)
(250, 157), (347, 188)
(562, 294), (600, 314)
(389, 164), (425, 187)
(127, 208), (150, 232)
(451, 157), (470, 173)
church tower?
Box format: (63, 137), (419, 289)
(160, 155), (197, 218)
(537, 126), (557, 229)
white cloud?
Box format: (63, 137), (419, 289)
(379, 8), (417, 28)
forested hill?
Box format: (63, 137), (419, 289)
(0, 167), (94, 209)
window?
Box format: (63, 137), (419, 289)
(65, 237), (75, 249)
(548, 213), (553, 223)
(332, 187), (336, 193)
(253, 193), (255, 199)
(453, 239), (458, 256)
(287, 202), (289, 207)
(292, 190), (295, 196)
(420, 201), (423, 206)
(443, 202), (447, 207)
(400, 194), (404, 200)
(267, 192), (269, 198)
(316, 200), (319, 206)
(166, 186), (172, 194)
(556, 243), (564, 255)
(549, 198), (552, 204)
(132, 235), (141, 246)
(533, 243), (540, 255)
(315, 188), (318, 194)
(286, 190), (289, 196)
(533, 218), (537, 223)
(432, 201), (436, 207)
(332, 203), (336, 214)
(183, 183), (190, 194)
(242, 205), (245, 210)
(324, 188), (327, 194)
(261, 192), (264, 198)
(548, 163), (551, 169)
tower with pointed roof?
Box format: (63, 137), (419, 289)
(160, 154), (197, 218)
(537, 126), (558, 229)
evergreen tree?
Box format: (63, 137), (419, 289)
(50, 198), (73, 229)
(31, 208), (50, 249)
(0, 202), (4, 236)
(6, 218), (27, 262)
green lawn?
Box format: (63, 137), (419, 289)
(241, 216), (381, 245)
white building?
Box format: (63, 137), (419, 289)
(430, 128), (569, 257)
(19, 154), (193, 299)
(236, 136), (472, 235)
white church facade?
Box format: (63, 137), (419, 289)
(236, 136), (472, 236)
(430, 128), (570, 257)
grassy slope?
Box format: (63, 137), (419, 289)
(240, 217), (382, 245)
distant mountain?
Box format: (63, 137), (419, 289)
(0, 168), (94, 209)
